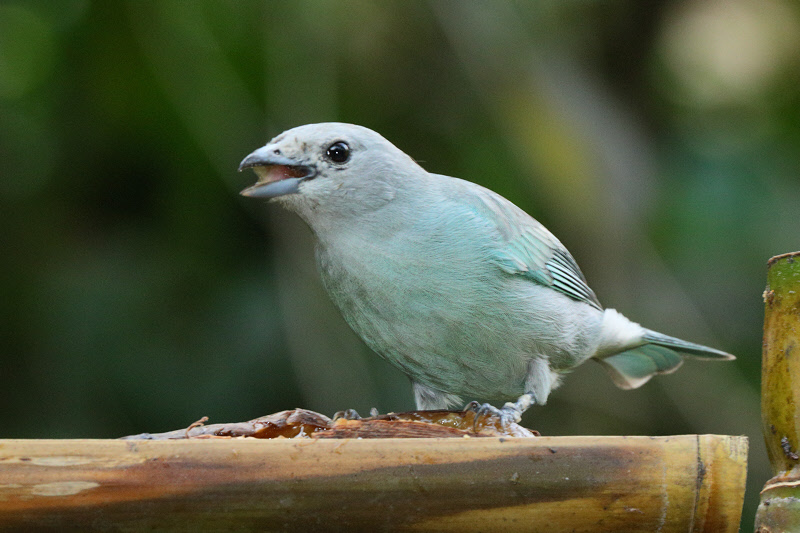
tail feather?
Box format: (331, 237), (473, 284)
(642, 330), (735, 360)
(595, 328), (734, 390)
(595, 345), (684, 390)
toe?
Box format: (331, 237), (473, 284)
(332, 409), (362, 421)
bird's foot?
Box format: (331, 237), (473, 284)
(463, 401), (522, 430)
(332, 409), (362, 421)
(332, 408), (380, 421)
(463, 393), (534, 430)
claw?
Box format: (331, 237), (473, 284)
(462, 400), (480, 413)
(332, 409), (362, 421)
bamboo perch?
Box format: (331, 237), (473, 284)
(0, 434), (746, 532)
(756, 251), (800, 532)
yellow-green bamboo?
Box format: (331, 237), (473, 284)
(757, 251), (800, 532)
(0, 435), (746, 532)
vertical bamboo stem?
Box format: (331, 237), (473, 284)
(756, 251), (800, 532)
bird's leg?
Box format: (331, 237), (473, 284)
(503, 393), (535, 421)
(413, 381), (463, 411)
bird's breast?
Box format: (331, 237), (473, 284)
(313, 234), (535, 399)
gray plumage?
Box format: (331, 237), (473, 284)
(240, 123), (733, 417)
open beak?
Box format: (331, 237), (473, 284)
(238, 148), (317, 199)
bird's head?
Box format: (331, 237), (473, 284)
(239, 123), (422, 225)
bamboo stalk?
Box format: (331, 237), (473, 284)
(756, 251), (800, 532)
(0, 435), (746, 532)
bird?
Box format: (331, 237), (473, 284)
(239, 122), (734, 425)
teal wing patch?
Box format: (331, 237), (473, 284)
(470, 184), (602, 310)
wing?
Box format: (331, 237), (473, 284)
(462, 181), (602, 310)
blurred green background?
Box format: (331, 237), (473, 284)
(3, 0), (799, 525)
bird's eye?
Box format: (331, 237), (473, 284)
(326, 141), (350, 164)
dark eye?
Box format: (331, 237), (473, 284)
(326, 141), (350, 163)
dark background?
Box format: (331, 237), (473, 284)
(3, 0), (799, 525)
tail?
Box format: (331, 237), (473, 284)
(593, 310), (735, 390)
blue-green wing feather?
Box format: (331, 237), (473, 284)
(465, 183), (602, 309)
